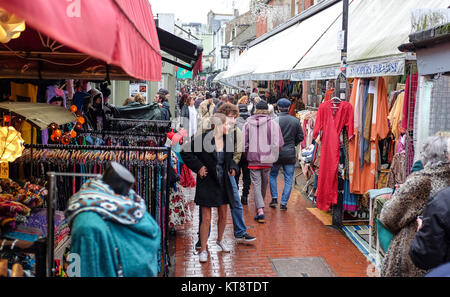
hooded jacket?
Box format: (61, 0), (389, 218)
(243, 113), (284, 167)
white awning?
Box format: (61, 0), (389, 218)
(252, 1), (343, 81)
(224, 0), (450, 82)
(292, 0), (450, 80)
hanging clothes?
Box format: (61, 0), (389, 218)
(313, 100), (354, 212)
(349, 78), (390, 195)
(401, 73), (419, 133)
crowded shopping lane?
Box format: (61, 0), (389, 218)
(174, 173), (370, 277)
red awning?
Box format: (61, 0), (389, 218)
(0, 0), (162, 81)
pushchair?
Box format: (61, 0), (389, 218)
(295, 140), (319, 204)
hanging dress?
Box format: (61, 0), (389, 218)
(313, 100), (354, 212)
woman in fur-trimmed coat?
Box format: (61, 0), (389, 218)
(379, 136), (450, 277)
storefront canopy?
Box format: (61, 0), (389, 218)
(0, 0), (162, 81)
(157, 27), (203, 76)
(0, 102), (77, 129)
(223, 0), (450, 83)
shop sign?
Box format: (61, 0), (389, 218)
(0, 162), (9, 179)
(347, 58), (405, 78)
(221, 46), (230, 59)
(129, 83), (148, 103)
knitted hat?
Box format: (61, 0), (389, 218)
(255, 100), (269, 110)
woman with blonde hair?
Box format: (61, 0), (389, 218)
(238, 96), (248, 105)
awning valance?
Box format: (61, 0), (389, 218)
(0, 102), (77, 129)
(0, 0), (162, 81)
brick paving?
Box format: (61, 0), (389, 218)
(173, 174), (370, 277)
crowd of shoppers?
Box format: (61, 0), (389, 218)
(177, 87), (304, 263)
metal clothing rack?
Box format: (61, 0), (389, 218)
(77, 130), (166, 138)
(46, 172), (102, 277)
(25, 144), (168, 152)
(24, 143), (172, 277)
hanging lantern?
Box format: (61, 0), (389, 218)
(0, 8), (26, 44)
(74, 123), (83, 131)
(0, 126), (25, 162)
(77, 117), (85, 125)
(61, 134), (71, 145)
(49, 123), (59, 130)
(53, 129), (62, 137)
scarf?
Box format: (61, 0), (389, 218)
(66, 179), (146, 226)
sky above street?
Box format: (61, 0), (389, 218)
(150, 0), (251, 24)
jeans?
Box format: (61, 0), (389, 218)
(269, 164), (295, 206)
(229, 175), (247, 237)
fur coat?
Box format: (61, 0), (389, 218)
(379, 163), (450, 277)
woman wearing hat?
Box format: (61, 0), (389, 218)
(243, 100), (284, 223)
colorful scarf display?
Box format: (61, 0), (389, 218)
(66, 178), (147, 226)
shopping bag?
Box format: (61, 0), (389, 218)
(376, 218), (394, 253)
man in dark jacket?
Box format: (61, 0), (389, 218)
(269, 98), (304, 210)
(409, 186), (450, 271)
(235, 104), (251, 205)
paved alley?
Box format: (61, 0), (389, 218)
(174, 176), (370, 277)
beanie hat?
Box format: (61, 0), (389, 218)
(277, 98), (291, 109)
(255, 100), (269, 110)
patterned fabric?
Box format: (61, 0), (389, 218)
(66, 179), (147, 226)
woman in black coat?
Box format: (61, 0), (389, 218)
(180, 112), (239, 263)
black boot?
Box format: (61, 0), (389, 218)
(241, 195), (248, 205)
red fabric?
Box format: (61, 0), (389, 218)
(0, 0), (161, 81)
(313, 100), (354, 212)
(324, 88), (335, 102)
(248, 166), (271, 169)
(401, 73), (419, 132)
(192, 52), (203, 77)
(180, 165), (196, 188)
(288, 104), (296, 116)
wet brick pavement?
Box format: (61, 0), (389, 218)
(173, 175), (370, 277)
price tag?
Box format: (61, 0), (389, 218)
(0, 162), (9, 179)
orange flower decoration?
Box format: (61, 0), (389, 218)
(4, 115), (11, 122)
(70, 105), (78, 113)
(70, 130), (77, 138)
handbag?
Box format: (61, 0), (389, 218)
(376, 218), (394, 253)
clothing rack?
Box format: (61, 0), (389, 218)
(25, 144), (168, 151)
(18, 143), (172, 277)
(47, 172), (102, 277)
(77, 130), (166, 138)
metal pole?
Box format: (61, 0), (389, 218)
(47, 172), (56, 277)
(332, 0), (349, 228)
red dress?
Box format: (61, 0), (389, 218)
(313, 100), (354, 211)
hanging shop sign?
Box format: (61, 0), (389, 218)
(221, 46), (230, 59)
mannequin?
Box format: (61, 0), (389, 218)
(67, 162), (161, 277)
(102, 162), (135, 196)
